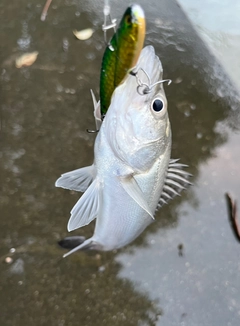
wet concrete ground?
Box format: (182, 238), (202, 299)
(1, 0), (240, 325)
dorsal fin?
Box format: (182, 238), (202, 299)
(156, 159), (192, 210)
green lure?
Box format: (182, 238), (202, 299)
(100, 4), (146, 117)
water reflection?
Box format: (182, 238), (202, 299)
(1, 0), (240, 325)
(117, 126), (240, 325)
(178, 0), (240, 92)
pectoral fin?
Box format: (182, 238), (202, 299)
(119, 176), (154, 220)
(68, 179), (100, 231)
(55, 165), (95, 192)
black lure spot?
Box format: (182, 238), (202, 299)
(127, 15), (132, 24)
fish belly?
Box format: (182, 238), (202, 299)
(92, 135), (171, 250)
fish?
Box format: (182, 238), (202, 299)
(100, 4), (146, 117)
(55, 46), (191, 257)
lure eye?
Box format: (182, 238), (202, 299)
(125, 15), (132, 25)
(152, 98), (164, 112)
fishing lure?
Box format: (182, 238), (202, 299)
(100, 4), (146, 117)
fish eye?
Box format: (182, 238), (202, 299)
(152, 98), (164, 112)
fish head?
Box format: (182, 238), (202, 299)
(104, 46), (172, 173)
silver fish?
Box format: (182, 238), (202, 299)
(56, 46), (191, 257)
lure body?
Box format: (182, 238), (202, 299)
(56, 46), (191, 257)
(100, 4), (146, 116)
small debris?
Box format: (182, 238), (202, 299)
(41, 0), (53, 21)
(174, 77), (183, 84)
(73, 28), (94, 40)
(15, 51), (39, 68)
(98, 265), (105, 273)
(5, 257), (13, 264)
(225, 193), (240, 242)
(178, 243), (184, 257)
(95, 254), (101, 260)
(181, 313), (187, 320)
(62, 38), (69, 52)
(10, 258), (24, 274)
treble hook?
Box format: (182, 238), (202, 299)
(86, 129), (99, 133)
(130, 67), (172, 95)
(86, 115), (105, 134)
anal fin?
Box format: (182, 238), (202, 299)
(67, 179), (100, 231)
